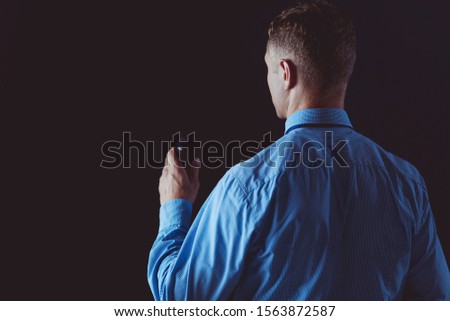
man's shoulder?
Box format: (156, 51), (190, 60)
(350, 131), (425, 188)
(222, 129), (427, 198)
(225, 134), (293, 194)
(231, 130), (424, 185)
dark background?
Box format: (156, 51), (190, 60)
(1, 0), (449, 300)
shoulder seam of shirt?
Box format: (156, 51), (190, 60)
(226, 169), (272, 219)
(232, 167), (285, 201)
(226, 169), (250, 198)
(226, 169), (270, 247)
(353, 162), (427, 195)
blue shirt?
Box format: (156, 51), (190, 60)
(148, 108), (450, 300)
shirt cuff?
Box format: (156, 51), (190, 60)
(158, 198), (193, 232)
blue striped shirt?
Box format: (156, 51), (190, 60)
(148, 108), (450, 300)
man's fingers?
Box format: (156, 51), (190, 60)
(166, 148), (178, 170)
(166, 148), (177, 167)
(166, 148), (189, 179)
(167, 148), (184, 168)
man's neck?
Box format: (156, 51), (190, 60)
(285, 89), (346, 118)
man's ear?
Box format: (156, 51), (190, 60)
(279, 59), (297, 90)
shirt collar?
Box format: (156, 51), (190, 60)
(284, 108), (353, 134)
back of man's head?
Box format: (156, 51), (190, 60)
(268, 0), (356, 96)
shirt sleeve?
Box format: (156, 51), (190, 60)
(148, 171), (256, 300)
(404, 199), (450, 300)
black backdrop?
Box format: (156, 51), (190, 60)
(1, 0), (449, 300)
